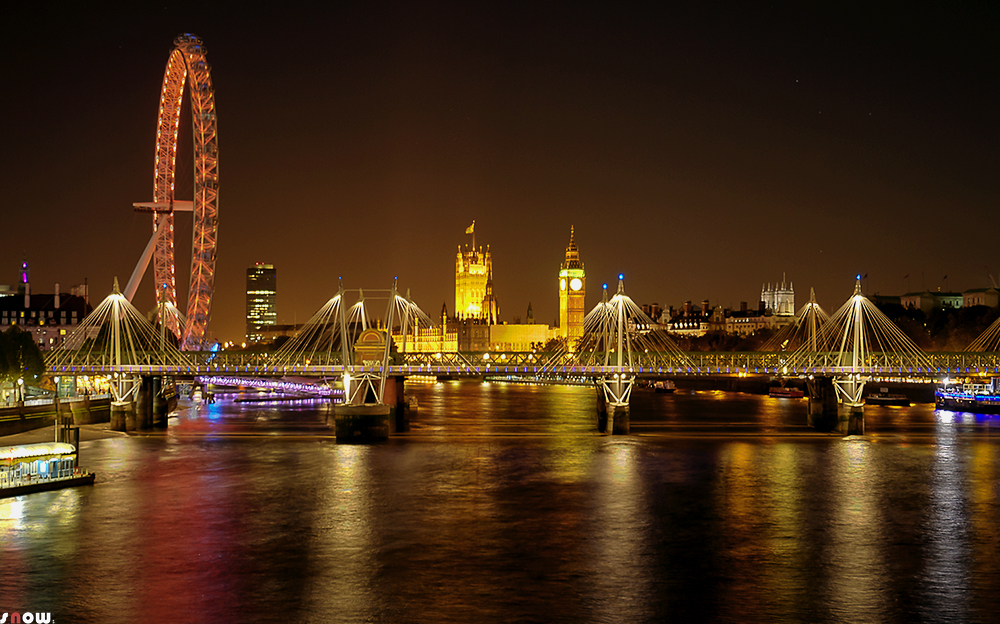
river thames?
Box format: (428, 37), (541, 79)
(3, 381), (1000, 623)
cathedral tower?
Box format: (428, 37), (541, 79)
(558, 226), (586, 347)
(456, 244), (491, 319)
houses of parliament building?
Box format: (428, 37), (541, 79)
(395, 226), (586, 353)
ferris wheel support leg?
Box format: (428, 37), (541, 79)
(124, 226), (162, 302)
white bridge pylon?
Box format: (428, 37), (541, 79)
(46, 278), (191, 402)
(787, 277), (931, 409)
(760, 287), (830, 352)
(272, 279), (432, 405)
(967, 312), (1000, 352)
(549, 274), (691, 409)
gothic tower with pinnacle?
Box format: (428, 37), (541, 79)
(558, 226), (586, 348)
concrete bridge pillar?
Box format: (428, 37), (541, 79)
(331, 404), (390, 442)
(610, 404), (630, 435)
(110, 401), (134, 432)
(328, 372), (393, 442)
(806, 376), (839, 432)
(834, 376), (866, 436)
(807, 375), (866, 434)
(135, 376), (153, 431)
(152, 376), (168, 428)
(383, 375), (408, 433)
(596, 389), (608, 433)
(598, 376), (633, 434)
(842, 403), (865, 435)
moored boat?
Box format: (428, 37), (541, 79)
(769, 386), (804, 398)
(1, 442), (95, 499)
(935, 378), (1000, 414)
(654, 380), (676, 393)
(866, 387), (910, 406)
(483, 374), (593, 387)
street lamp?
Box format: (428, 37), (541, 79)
(17, 377), (24, 402)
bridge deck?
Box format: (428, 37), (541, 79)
(47, 361), (1000, 378)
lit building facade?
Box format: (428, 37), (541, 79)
(394, 303), (459, 353)
(0, 262), (91, 350)
(558, 226), (586, 347)
(455, 223), (500, 324)
(900, 290), (962, 313)
(246, 263), (277, 343)
(393, 325), (459, 353)
(456, 245), (493, 320)
(963, 287), (1000, 308)
(489, 322), (556, 352)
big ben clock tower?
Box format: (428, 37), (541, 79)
(558, 226), (586, 349)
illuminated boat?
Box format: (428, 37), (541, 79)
(769, 386), (804, 398)
(654, 380), (676, 393)
(1, 443), (95, 498)
(935, 378), (1000, 414)
(483, 374), (593, 387)
(865, 387), (910, 406)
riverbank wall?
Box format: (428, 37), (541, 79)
(0, 396), (111, 437)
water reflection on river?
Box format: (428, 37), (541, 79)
(2, 381), (1000, 623)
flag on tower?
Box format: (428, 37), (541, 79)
(465, 221), (475, 234)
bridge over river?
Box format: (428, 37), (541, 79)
(44, 277), (1000, 439)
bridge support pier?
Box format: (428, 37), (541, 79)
(135, 376), (153, 431)
(610, 404), (630, 435)
(598, 376), (633, 434)
(807, 376), (866, 435)
(806, 376), (839, 431)
(152, 376), (168, 428)
(110, 401), (134, 432)
(840, 403), (864, 435)
(384, 376), (408, 433)
(834, 376), (866, 436)
(331, 404), (390, 443)
(596, 390), (608, 433)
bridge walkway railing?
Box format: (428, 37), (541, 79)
(45, 351), (1000, 377)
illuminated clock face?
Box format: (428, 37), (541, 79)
(560, 278), (566, 291)
(570, 278), (583, 291)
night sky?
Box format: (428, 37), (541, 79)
(4, 3), (998, 342)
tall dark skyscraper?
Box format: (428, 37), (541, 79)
(246, 263), (277, 343)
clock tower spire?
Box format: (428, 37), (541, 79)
(558, 226), (586, 349)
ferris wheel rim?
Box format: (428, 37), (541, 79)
(151, 34), (219, 351)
